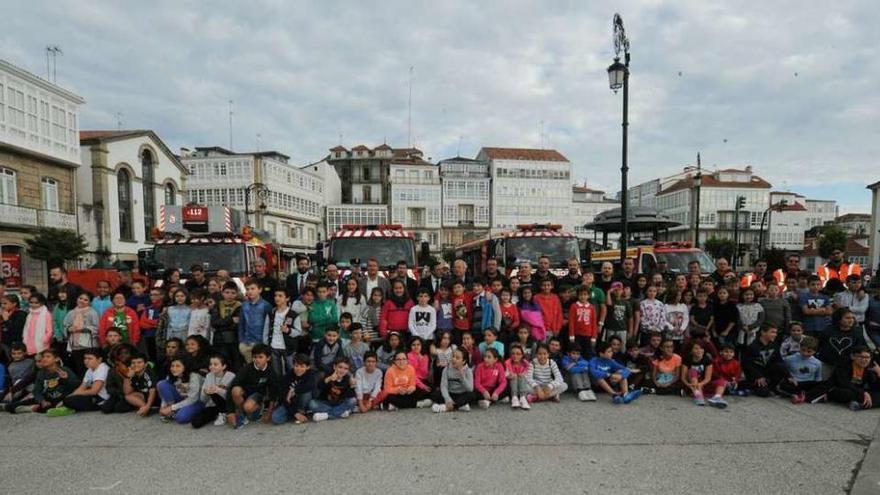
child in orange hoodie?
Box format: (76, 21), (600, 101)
(381, 351), (432, 410)
(533, 280), (563, 342)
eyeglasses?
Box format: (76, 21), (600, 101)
(855, 355), (872, 360)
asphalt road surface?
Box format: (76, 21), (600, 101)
(1, 394), (877, 494)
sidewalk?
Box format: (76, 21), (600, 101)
(851, 417), (880, 494)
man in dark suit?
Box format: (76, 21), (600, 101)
(451, 259), (473, 291)
(285, 256), (311, 301)
(359, 258), (391, 299)
(420, 262), (448, 298)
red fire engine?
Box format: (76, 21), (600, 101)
(320, 224), (428, 280)
(455, 224), (588, 278)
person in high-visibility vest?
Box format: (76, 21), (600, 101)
(817, 248), (862, 288)
(772, 254), (801, 291)
(740, 259), (777, 289)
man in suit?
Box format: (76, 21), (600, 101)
(360, 258), (390, 299)
(451, 259), (473, 290)
(420, 262), (448, 298)
(285, 256), (311, 301)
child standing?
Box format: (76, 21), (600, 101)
(569, 286), (599, 358)
(432, 348), (476, 412)
(561, 343), (596, 401)
(23, 293), (53, 356)
(478, 328), (505, 360)
(187, 290), (212, 343)
(780, 321), (806, 357)
(362, 288), (384, 347)
(164, 288), (192, 345)
(337, 278), (365, 325)
(380, 280), (414, 340)
(534, 280), (563, 341)
(210, 282), (242, 371)
(343, 324), (369, 371)
(450, 281), (473, 342)
(470, 279), (501, 342)
(408, 289), (437, 343)
(639, 286), (671, 344)
(267, 289), (298, 377)
(526, 343), (567, 404)
(430, 331), (454, 385)
(308, 282), (339, 343)
(664, 289), (689, 350)
(474, 348), (507, 409)
(434, 283), (454, 336)
(689, 289), (715, 338)
(737, 288), (765, 347)
(498, 288), (520, 348)
(518, 287), (546, 344)
(713, 287), (738, 347)
(505, 343), (532, 409)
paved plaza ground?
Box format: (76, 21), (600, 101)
(1, 394), (878, 494)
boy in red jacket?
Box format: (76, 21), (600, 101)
(711, 343), (741, 407)
(568, 286), (598, 357)
(534, 279), (562, 341)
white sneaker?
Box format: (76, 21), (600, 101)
(582, 390), (597, 401)
(387, 404), (397, 411)
(501, 396), (510, 404)
(340, 410), (351, 418)
(478, 400), (491, 410)
(578, 390), (589, 401)
(511, 396), (521, 408)
(416, 399), (433, 408)
(213, 414), (226, 426)
(459, 404), (471, 412)
(432, 403), (446, 413)
(312, 412), (329, 422)
(519, 395), (531, 410)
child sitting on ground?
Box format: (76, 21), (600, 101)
(28, 349), (80, 415)
(343, 324), (369, 371)
(227, 344), (279, 429)
(60, 348), (110, 414)
(589, 341), (640, 404)
(272, 353), (316, 424)
(561, 343), (596, 402)
(780, 321), (806, 358)
(681, 341), (715, 407)
(784, 336), (825, 404)
(525, 343), (568, 405)
(191, 354), (235, 428)
(124, 352), (157, 417)
(505, 343), (532, 410)
(354, 352), (383, 413)
(651, 339), (682, 395)
(622, 341), (649, 390)
(309, 356), (356, 421)
(311, 326), (343, 378)
(157, 356), (204, 424)
(432, 348), (476, 413)
(474, 347), (507, 409)
(712, 343), (742, 400)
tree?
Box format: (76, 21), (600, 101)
(703, 236), (736, 262)
(817, 225), (848, 259)
(25, 227), (88, 268)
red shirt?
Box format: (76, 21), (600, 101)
(451, 293), (473, 331)
(499, 303), (520, 332)
(534, 293), (563, 333)
(99, 306), (141, 346)
(568, 301), (598, 338)
(713, 357), (741, 382)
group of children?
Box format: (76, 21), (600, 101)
(2, 261), (880, 427)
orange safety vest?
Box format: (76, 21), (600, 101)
(740, 271), (781, 289)
(816, 262), (862, 286)
(771, 269), (787, 289)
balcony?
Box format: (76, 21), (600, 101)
(0, 203), (76, 231)
(390, 176), (440, 185)
(716, 222), (752, 230)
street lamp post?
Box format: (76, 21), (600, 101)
(758, 199), (788, 259)
(608, 13), (630, 264)
(733, 195), (746, 270)
(243, 182), (270, 228)
(693, 152), (702, 247)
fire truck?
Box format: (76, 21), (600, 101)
(319, 224), (429, 280)
(590, 240), (716, 275)
(454, 224), (589, 278)
(137, 205), (289, 290)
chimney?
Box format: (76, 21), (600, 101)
(745, 165), (753, 173)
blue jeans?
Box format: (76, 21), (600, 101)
(308, 397), (356, 419)
(271, 391), (313, 424)
(157, 379), (204, 424)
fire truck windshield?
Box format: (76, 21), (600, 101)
(505, 237), (579, 268)
(329, 237), (416, 270)
(657, 251), (716, 274)
(153, 244), (247, 276)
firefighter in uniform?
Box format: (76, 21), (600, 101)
(817, 248), (862, 288)
(771, 254), (801, 291)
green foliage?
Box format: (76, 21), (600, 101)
(817, 225), (848, 259)
(24, 227), (88, 267)
(703, 236), (736, 261)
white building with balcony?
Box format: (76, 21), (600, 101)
(805, 199), (839, 230)
(572, 185), (619, 242)
(766, 191), (809, 252)
(655, 166), (772, 264)
(0, 58), (83, 290)
(389, 150), (441, 249)
(181, 147), (326, 250)
(477, 147), (572, 233)
(78, 130), (188, 266)
(438, 156), (491, 249)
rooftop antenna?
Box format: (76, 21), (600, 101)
(228, 99), (234, 151)
(407, 66), (413, 148)
(115, 112), (123, 130)
(45, 46), (62, 83)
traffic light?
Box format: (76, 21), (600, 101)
(736, 196), (746, 210)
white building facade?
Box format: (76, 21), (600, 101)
(389, 151), (441, 249)
(182, 147), (325, 250)
(766, 191), (808, 252)
(477, 147), (572, 233)
(438, 156), (491, 249)
(572, 186), (619, 241)
(78, 130), (187, 265)
(805, 199), (839, 230)
(0, 58), (83, 290)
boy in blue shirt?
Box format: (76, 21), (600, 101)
(799, 275), (832, 336)
(239, 279), (271, 364)
(561, 343), (596, 402)
(589, 341), (641, 404)
(784, 336), (826, 404)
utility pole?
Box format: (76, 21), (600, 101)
(733, 195), (746, 270)
(694, 152), (703, 246)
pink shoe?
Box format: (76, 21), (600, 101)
(526, 394), (537, 404)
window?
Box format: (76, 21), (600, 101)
(164, 183), (176, 205)
(141, 150), (155, 235)
(362, 185), (372, 203)
(363, 166), (371, 181)
(117, 169), (133, 240)
(0, 168), (17, 204)
(40, 177), (58, 211)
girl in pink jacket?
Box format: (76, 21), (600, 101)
(475, 348), (507, 409)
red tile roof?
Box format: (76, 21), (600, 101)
(479, 147), (569, 162)
(374, 144), (392, 150)
(329, 145), (347, 152)
(773, 201), (807, 211)
(661, 172), (772, 195)
(351, 145), (370, 151)
(80, 130), (149, 142)
(573, 185), (605, 194)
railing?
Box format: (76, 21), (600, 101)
(716, 222), (752, 230)
(390, 176), (441, 185)
(0, 203), (38, 226)
(37, 210), (77, 230)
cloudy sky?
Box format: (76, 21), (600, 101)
(4, 1), (878, 211)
